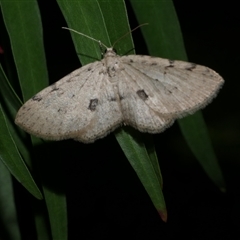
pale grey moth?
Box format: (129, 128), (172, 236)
(15, 28), (224, 143)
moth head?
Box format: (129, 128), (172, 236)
(104, 48), (117, 58)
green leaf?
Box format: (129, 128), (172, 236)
(1, 1), (68, 239)
(0, 103), (42, 199)
(57, 0), (134, 65)
(1, 0), (48, 101)
(178, 112), (226, 191)
(0, 159), (21, 240)
(115, 128), (166, 220)
(129, 0), (187, 59)
(0, 64), (32, 167)
(130, 0), (225, 191)
(57, 0), (166, 219)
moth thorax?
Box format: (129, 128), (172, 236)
(104, 48), (117, 57)
(104, 51), (121, 79)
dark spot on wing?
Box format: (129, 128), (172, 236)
(32, 95), (42, 102)
(107, 66), (116, 72)
(109, 97), (117, 102)
(57, 107), (68, 114)
(137, 90), (148, 101)
(150, 62), (157, 66)
(185, 63), (197, 71)
(129, 59), (134, 63)
(119, 95), (124, 101)
(88, 98), (98, 111)
(164, 86), (178, 95)
(165, 59), (175, 69)
(50, 84), (59, 92)
(87, 67), (92, 71)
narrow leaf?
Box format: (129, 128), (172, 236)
(1, 1), (68, 239)
(0, 64), (32, 167)
(0, 103), (42, 199)
(1, 0), (48, 101)
(178, 112), (226, 191)
(0, 160), (21, 240)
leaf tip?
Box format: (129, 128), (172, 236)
(158, 209), (167, 222)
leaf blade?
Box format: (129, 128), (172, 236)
(0, 103), (42, 199)
(1, 1), (68, 239)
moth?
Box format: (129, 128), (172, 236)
(15, 28), (224, 143)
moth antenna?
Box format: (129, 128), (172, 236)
(112, 23), (148, 48)
(62, 27), (109, 49)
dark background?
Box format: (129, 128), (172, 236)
(8, 1), (240, 239)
